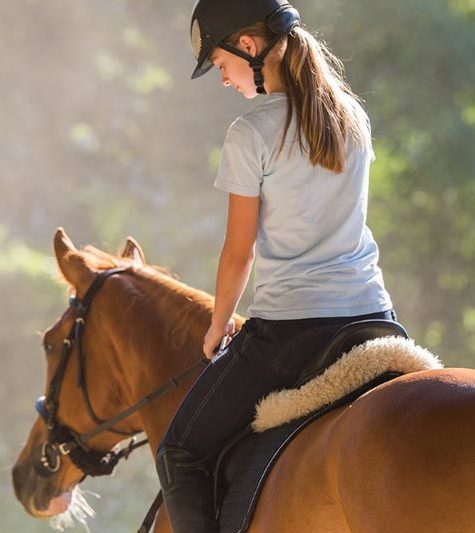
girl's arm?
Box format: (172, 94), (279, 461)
(203, 193), (260, 358)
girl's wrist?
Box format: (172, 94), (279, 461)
(211, 317), (230, 330)
(211, 314), (235, 332)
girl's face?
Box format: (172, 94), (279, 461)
(210, 38), (260, 99)
(211, 48), (257, 99)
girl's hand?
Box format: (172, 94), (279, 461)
(203, 319), (235, 359)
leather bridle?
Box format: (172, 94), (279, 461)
(34, 267), (208, 479)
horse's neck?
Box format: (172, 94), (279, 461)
(127, 269), (215, 453)
(140, 268), (215, 365)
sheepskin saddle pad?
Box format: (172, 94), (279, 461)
(214, 335), (442, 533)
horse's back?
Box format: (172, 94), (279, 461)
(250, 368), (475, 533)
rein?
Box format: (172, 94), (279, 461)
(35, 267), (208, 479)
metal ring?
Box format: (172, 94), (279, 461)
(41, 442), (61, 473)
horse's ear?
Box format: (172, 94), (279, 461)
(54, 228), (94, 293)
(120, 236), (145, 266)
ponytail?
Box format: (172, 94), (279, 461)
(280, 27), (367, 172)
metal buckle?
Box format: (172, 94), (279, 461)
(58, 442), (71, 456)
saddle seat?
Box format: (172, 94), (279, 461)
(295, 319), (409, 386)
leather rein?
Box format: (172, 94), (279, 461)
(34, 267), (208, 479)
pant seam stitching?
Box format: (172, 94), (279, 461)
(177, 350), (241, 447)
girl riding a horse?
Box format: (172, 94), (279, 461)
(156, 1), (397, 531)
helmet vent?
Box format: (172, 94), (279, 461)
(191, 19), (202, 60)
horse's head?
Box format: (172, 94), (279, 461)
(12, 228), (212, 522)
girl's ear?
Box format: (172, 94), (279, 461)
(238, 35), (258, 57)
(54, 228), (95, 296)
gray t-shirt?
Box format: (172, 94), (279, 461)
(215, 92), (392, 319)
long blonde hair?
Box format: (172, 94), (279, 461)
(225, 24), (368, 173)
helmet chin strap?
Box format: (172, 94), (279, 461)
(219, 33), (283, 95)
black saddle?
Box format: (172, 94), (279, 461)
(142, 319), (408, 533)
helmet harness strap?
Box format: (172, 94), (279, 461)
(219, 32), (283, 95)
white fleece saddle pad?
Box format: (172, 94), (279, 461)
(252, 336), (443, 432)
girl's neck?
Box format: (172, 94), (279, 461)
(262, 59), (286, 95)
(265, 82), (286, 95)
(262, 69), (286, 95)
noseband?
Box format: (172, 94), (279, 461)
(35, 267), (207, 479)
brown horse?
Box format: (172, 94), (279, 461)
(12, 229), (475, 533)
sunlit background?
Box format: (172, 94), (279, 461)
(1, 0), (474, 530)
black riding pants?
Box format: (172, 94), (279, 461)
(157, 309), (397, 467)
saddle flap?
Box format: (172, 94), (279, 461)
(214, 371), (402, 533)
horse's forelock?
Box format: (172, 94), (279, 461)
(82, 245), (178, 280)
(54, 244), (179, 295)
(82, 245), (125, 270)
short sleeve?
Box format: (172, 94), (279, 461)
(214, 117), (266, 197)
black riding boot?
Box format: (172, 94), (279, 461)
(156, 446), (218, 533)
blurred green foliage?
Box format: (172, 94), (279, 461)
(1, 0), (474, 530)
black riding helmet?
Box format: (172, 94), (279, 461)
(190, 0), (301, 94)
